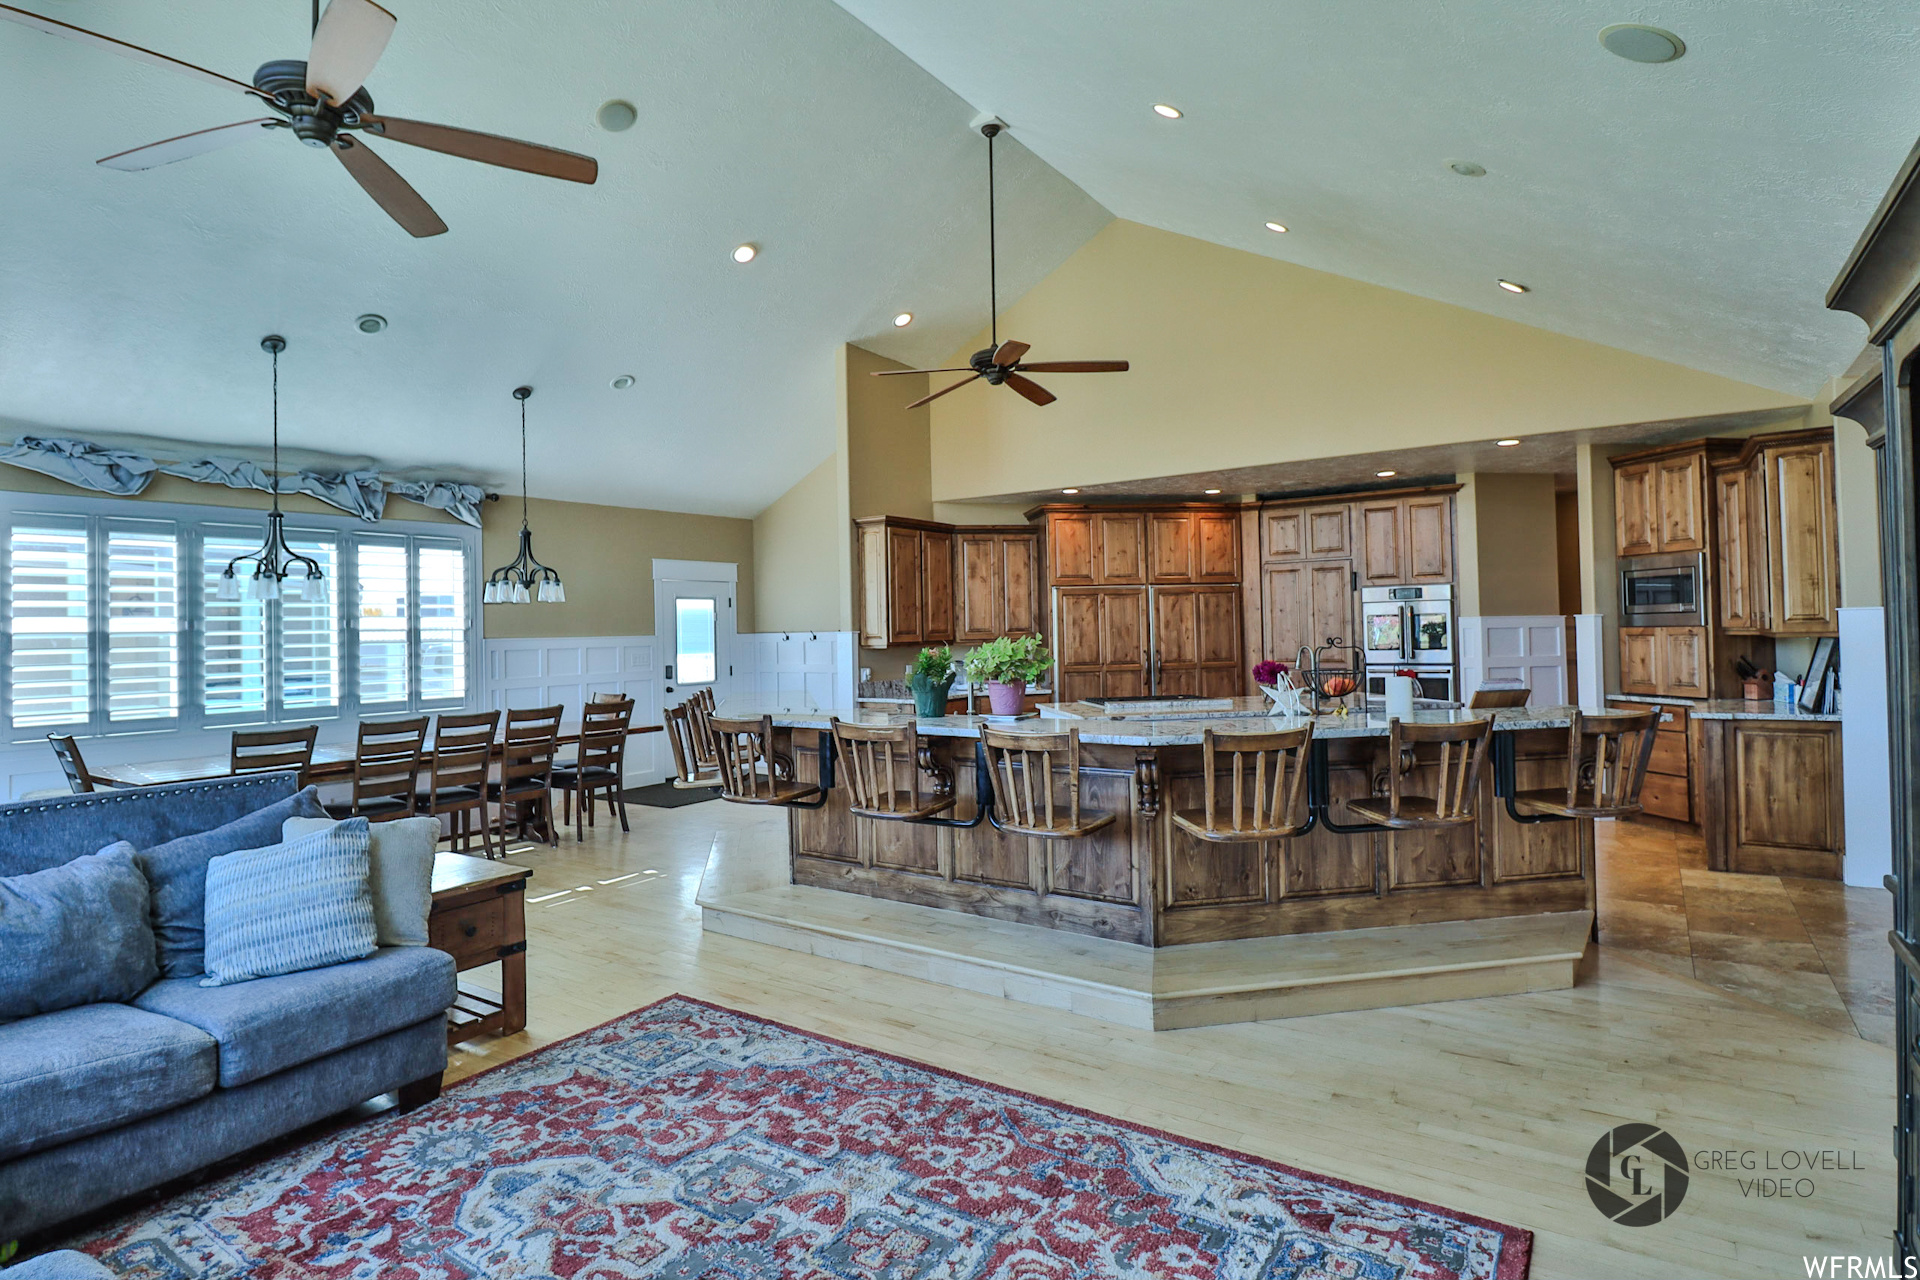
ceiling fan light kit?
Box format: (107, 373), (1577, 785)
(220, 335), (327, 603)
(484, 386), (567, 605)
(876, 117), (1129, 409)
(0, 0), (599, 237)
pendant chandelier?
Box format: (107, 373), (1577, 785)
(483, 386), (565, 604)
(219, 335), (325, 602)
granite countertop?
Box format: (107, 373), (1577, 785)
(1606, 693), (1842, 723)
(730, 699), (1578, 746)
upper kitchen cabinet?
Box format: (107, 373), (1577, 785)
(955, 527), (1042, 643)
(1262, 502), (1352, 561)
(1359, 492), (1454, 585)
(854, 516), (955, 649)
(1040, 505), (1239, 587)
(1613, 447), (1707, 557)
(1044, 509), (1147, 585)
(1149, 510), (1241, 583)
(1708, 429), (1842, 637)
(1616, 462), (1658, 557)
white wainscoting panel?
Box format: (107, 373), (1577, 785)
(1459, 616), (1569, 708)
(731, 631), (856, 713)
(485, 635), (662, 784)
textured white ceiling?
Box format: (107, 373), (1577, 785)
(832, 0), (1920, 396)
(0, 0), (1108, 515)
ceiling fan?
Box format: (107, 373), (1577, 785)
(876, 118), (1128, 410)
(0, 0), (597, 237)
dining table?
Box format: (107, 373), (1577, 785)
(87, 722), (662, 788)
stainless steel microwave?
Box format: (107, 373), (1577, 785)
(1620, 552), (1706, 626)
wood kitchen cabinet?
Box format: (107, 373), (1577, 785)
(1616, 462), (1658, 557)
(1763, 439), (1841, 635)
(1054, 587), (1150, 702)
(1359, 494), (1453, 584)
(1149, 510), (1240, 583)
(1614, 449), (1705, 557)
(855, 516), (955, 649)
(1152, 585), (1244, 696)
(1617, 625), (1706, 697)
(955, 527), (1041, 643)
(1262, 503), (1353, 561)
(1697, 716), (1844, 878)
(1713, 457), (1765, 632)
(1264, 562), (1355, 667)
(1044, 510), (1148, 585)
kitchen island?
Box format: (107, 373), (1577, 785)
(760, 698), (1596, 947)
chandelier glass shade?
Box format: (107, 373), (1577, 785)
(219, 336), (326, 604)
(483, 386), (565, 605)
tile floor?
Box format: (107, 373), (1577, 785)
(1596, 818), (1895, 1045)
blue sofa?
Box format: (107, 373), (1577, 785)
(0, 774), (456, 1242)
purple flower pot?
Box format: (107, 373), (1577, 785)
(985, 679), (1026, 716)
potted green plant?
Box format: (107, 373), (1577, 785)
(964, 634), (1052, 716)
(905, 645), (957, 717)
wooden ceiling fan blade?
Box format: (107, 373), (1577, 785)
(1014, 361), (1130, 373)
(306, 0), (395, 106)
(906, 374), (981, 410)
(991, 340), (1030, 367)
(361, 115), (597, 184)
(0, 3), (272, 99)
(872, 368), (973, 377)
(333, 136), (446, 237)
(1003, 373), (1057, 407)
(97, 118), (278, 171)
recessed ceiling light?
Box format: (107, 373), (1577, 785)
(1152, 103), (1183, 119)
(1599, 23), (1685, 64)
(596, 99), (637, 132)
(1264, 221), (1287, 234)
(1375, 470), (1397, 478)
(1448, 161), (1487, 178)
(610, 374), (635, 390)
(355, 313), (387, 333)
(1061, 488), (1080, 495)
(1497, 279), (1529, 293)
(1204, 488), (1222, 495)
(893, 313), (913, 328)
(1496, 438), (1520, 447)
(732, 243), (758, 264)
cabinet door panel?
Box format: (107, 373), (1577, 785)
(1615, 463), (1657, 557)
(1056, 589), (1104, 669)
(1263, 509), (1304, 560)
(858, 524), (889, 648)
(1308, 562), (1356, 656)
(1713, 466), (1761, 632)
(1659, 626), (1708, 697)
(1404, 495), (1452, 582)
(955, 533), (1001, 642)
(1305, 504), (1353, 557)
(1000, 534), (1039, 636)
(1767, 442), (1839, 634)
(1196, 587), (1243, 695)
(1152, 588), (1200, 694)
(1263, 565), (1311, 668)
(886, 526), (923, 644)
(1358, 501), (1406, 583)
(1149, 513), (1195, 582)
(921, 529), (954, 642)
(1048, 514), (1096, 585)
(1654, 454), (1705, 552)
(1195, 512), (1240, 581)
(1097, 514), (1148, 583)
(1619, 626), (1657, 695)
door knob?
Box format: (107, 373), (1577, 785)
(462, 922), (477, 938)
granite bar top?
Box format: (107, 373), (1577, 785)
(727, 699), (1578, 746)
(1605, 694), (1841, 723)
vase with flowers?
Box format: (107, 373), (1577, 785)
(905, 645), (956, 717)
(964, 634), (1052, 716)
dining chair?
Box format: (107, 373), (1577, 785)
(1169, 724), (1312, 843)
(322, 717), (429, 823)
(551, 698), (635, 839)
(1346, 717), (1493, 830)
(1510, 708), (1660, 820)
(229, 724), (319, 787)
(487, 704), (563, 848)
(46, 734), (100, 794)
(416, 711), (500, 857)
(979, 725), (1116, 838)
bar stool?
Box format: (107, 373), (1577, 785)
(487, 705), (562, 849)
(710, 714), (821, 807)
(1345, 717), (1492, 830)
(830, 718), (954, 821)
(552, 698), (634, 838)
(980, 725), (1115, 838)
(417, 711), (500, 856)
(687, 688), (721, 774)
(1171, 724), (1313, 842)
(323, 717), (429, 822)
(46, 734), (102, 794)
(1509, 708), (1659, 820)
(664, 702), (721, 789)
(230, 725), (319, 787)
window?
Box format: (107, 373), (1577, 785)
(2, 502), (475, 741)
(674, 597), (717, 683)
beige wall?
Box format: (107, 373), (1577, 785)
(752, 453), (847, 634)
(1575, 443), (1621, 690)
(1466, 473), (1562, 617)
(928, 221), (1808, 502)
(481, 495), (755, 639)
(846, 345), (934, 522)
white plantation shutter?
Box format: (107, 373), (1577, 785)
(281, 533), (339, 713)
(355, 539), (409, 706)
(417, 541), (467, 703)
(202, 530), (268, 719)
(104, 522), (180, 723)
(8, 520), (90, 730)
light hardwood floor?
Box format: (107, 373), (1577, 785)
(447, 801), (1894, 1280)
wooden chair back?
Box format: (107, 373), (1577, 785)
(664, 703), (719, 786)
(351, 717), (429, 810)
(229, 725), (319, 786)
(1179, 724), (1314, 840)
(427, 711), (498, 794)
(1381, 717), (1492, 823)
(1468, 687), (1532, 709)
(499, 705), (563, 791)
(589, 691), (627, 704)
(47, 734), (94, 794)
(686, 690), (720, 768)
(431, 710), (499, 753)
(575, 698), (634, 776)
(830, 718), (948, 820)
(710, 714), (789, 802)
(1557, 709), (1660, 815)
(979, 726), (1113, 838)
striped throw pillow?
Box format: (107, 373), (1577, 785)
(199, 818), (377, 987)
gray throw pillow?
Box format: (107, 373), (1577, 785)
(284, 815), (437, 947)
(0, 841), (157, 1019)
(136, 785), (327, 978)
(200, 819), (377, 987)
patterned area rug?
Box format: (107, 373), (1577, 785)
(74, 995), (1532, 1278)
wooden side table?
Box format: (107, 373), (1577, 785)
(429, 852), (532, 1045)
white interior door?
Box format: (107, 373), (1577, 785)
(656, 578), (735, 706)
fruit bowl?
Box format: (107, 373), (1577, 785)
(1318, 674), (1357, 698)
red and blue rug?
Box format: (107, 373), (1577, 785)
(75, 995), (1531, 1278)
